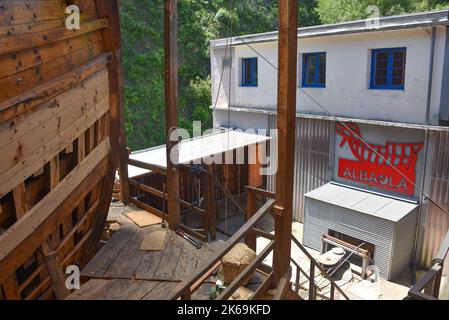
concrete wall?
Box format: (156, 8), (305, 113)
(211, 27), (448, 126)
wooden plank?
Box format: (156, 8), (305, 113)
(153, 236), (183, 280)
(0, 19), (64, 38)
(65, 279), (109, 300)
(142, 281), (179, 300)
(0, 66), (107, 147)
(0, 155), (108, 285)
(80, 222), (138, 279)
(0, 69), (108, 174)
(0, 19), (107, 56)
(140, 230), (167, 251)
(172, 247), (199, 281)
(0, 31), (102, 80)
(12, 182), (27, 219)
(0, 40), (104, 101)
(0, 53), (110, 124)
(128, 197), (168, 221)
(0, 1), (65, 26)
(0, 97), (110, 197)
(103, 228), (147, 279)
(0, 139), (110, 265)
(126, 210), (162, 228)
(92, 279), (160, 300)
(273, 0), (297, 285)
(134, 251), (164, 280)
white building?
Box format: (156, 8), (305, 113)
(210, 10), (449, 278)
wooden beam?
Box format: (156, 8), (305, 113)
(164, 0), (181, 230)
(40, 242), (70, 299)
(0, 157), (108, 285)
(0, 19), (107, 56)
(273, 0), (298, 285)
(0, 140), (110, 272)
(83, 0), (128, 262)
(127, 159), (166, 175)
(12, 183), (27, 219)
(206, 165), (216, 240)
(0, 53), (110, 124)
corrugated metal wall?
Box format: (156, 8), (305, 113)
(267, 115), (333, 222)
(420, 130), (449, 275)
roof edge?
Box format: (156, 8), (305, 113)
(210, 9), (449, 48)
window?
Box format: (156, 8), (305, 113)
(302, 52), (326, 87)
(241, 58), (258, 87)
(370, 48), (406, 90)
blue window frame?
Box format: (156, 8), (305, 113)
(302, 52), (326, 88)
(370, 47), (406, 90)
(241, 58), (258, 87)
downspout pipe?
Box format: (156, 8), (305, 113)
(425, 26), (436, 125)
(412, 26), (437, 284)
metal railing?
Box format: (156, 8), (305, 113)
(406, 229), (449, 300)
(291, 234), (350, 300)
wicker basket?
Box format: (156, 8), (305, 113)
(221, 243), (256, 285)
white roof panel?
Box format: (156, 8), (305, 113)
(305, 183), (418, 222)
(128, 130), (270, 178)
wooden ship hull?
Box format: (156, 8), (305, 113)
(0, 1), (126, 300)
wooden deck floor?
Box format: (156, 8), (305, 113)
(67, 204), (223, 300)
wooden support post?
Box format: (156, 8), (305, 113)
(40, 242), (70, 299)
(245, 190), (257, 251)
(164, 0), (181, 230)
(273, 0), (298, 285)
(13, 182), (27, 219)
(41, 154), (70, 299)
(205, 165), (217, 240)
(83, 0), (127, 261)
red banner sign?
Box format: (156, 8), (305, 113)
(336, 123), (423, 196)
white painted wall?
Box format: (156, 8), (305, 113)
(211, 27), (448, 126)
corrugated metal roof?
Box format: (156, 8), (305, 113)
(304, 182), (418, 222)
(127, 130), (270, 178)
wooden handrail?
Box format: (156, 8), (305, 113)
(407, 263), (442, 300)
(129, 179), (205, 215)
(291, 234), (350, 300)
(219, 241), (275, 300)
(127, 158), (167, 175)
(170, 199), (275, 300)
(245, 186), (275, 199)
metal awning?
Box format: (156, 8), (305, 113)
(304, 182), (418, 222)
(127, 130), (270, 178)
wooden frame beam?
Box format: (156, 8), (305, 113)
(273, 0), (298, 285)
(164, 0), (181, 230)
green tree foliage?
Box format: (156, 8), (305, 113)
(120, 0), (447, 150)
(316, 0), (449, 24)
